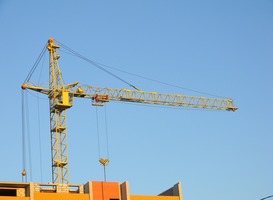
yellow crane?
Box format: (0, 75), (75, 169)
(21, 38), (238, 184)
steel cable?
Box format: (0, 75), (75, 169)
(23, 44), (47, 84)
(55, 40), (140, 91)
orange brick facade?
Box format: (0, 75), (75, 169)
(0, 181), (182, 200)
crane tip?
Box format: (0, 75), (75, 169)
(21, 84), (27, 90)
(48, 38), (54, 44)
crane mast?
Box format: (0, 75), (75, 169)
(49, 39), (70, 184)
(21, 38), (238, 184)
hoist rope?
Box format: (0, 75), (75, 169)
(104, 105), (110, 160)
(95, 106), (110, 160)
(21, 91), (33, 182)
(95, 106), (101, 159)
(37, 94), (43, 183)
(55, 40), (140, 91)
(21, 91), (27, 182)
(22, 43), (46, 181)
(25, 93), (33, 182)
(95, 105), (110, 182)
(37, 50), (45, 183)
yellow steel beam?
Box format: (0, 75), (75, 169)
(22, 83), (238, 111)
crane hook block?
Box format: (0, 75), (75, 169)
(22, 169), (27, 176)
(99, 158), (109, 166)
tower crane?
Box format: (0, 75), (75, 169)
(21, 38), (238, 184)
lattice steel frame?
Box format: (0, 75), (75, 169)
(48, 39), (69, 184)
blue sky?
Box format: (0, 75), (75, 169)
(0, 1), (272, 200)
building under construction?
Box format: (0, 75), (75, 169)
(0, 181), (182, 200)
